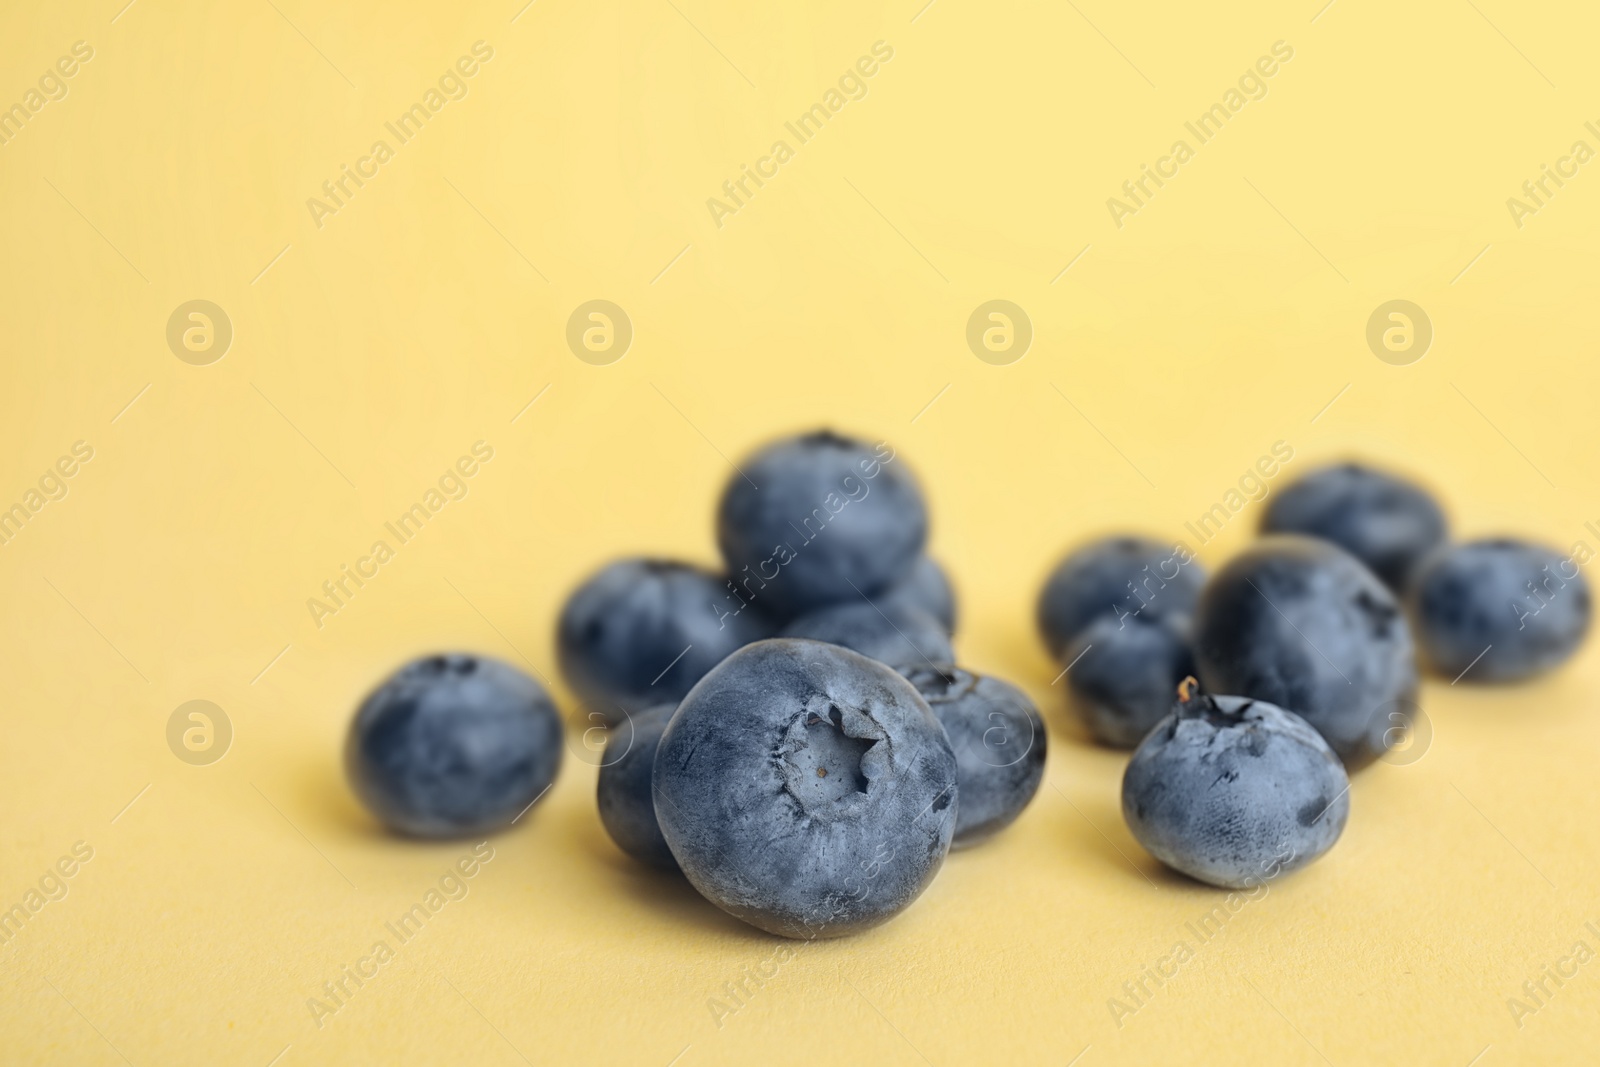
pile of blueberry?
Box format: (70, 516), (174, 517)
(1042, 463), (1590, 888)
(343, 446), (1590, 937)
(346, 431), (1043, 938)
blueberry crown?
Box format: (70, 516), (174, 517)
(1173, 676), (1252, 728)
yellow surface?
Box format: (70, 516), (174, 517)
(2, 0), (1598, 1063)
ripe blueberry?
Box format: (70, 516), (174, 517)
(880, 556), (958, 633)
(1037, 536), (1203, 660)
(1122, 681), (1350, 889)
(1061, 612), (1197, 748)
(1409, 538), (1591, 682)
(654, 639), (957, 939)
(781, 601), (953, 671)
(345, 654), (563, 838)
(900, 665), (1045, 847)
(1192, 535), (1417, 769)
(557, 558), (770, 717)
(716, 431), (928, 619)
(596, 703), (678, 870)
(1262, 462), (1447, 591)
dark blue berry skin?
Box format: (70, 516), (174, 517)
(781, 602), (953, 671)
(881, 556), (958, 633)
(1409, 539), (1591, 683)
(900, 666), (1045, 847)
(346, 654), (563, 838)
(596, 703), (678, 870)
(1193, 536), (1417, 770)
(1037, 536), (1204, 661)
(1122, 687), (1350, 889)
(653, 639), (957, 939)
(557, 558), (771, 718)
(1062, 613), (1197, 748)
(1262, 463), (1448, 591)
(717, 431), (928, 619)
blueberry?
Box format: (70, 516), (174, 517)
(1192, 535), (1417, 769)
(1037, 536), (1204, 660)
(900, 666), (1045, 847)
(345, 654), (563, 838)
(1061, 613), (1197, 748)
(880, 556), (958, 633)
(1262, 463), (1447, 591)
(781, 602), (953, 671)
(717, 431), (928, 619)
(558, 558), (771, 716)
(653, 639), (957, 939)
(1409, 538), (1591, 683)
(596, 703), (678, 870)
(1122, 682), (1350, 889)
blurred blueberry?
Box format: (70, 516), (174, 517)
(1410, 538), (1590, 683)
(1122, 683), (1349, 889)
(346, 654), (563, 838)
(1061, 613), (1196, 748)
(717, 431), (928, 619)
(654, 639), (957, 939)
(901, 665), (1045, 847)
(1262, 462), (1447, 591)
(1193, 535), (1417, 769)
(781, 601), (953, 671)
(596, 703), (678, 870)
(557, 558), (770, 717)
(881, 556), (958, 633)
(1037, 536), (1203, 660)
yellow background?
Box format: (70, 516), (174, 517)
(2, 0), (1598, 1063)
